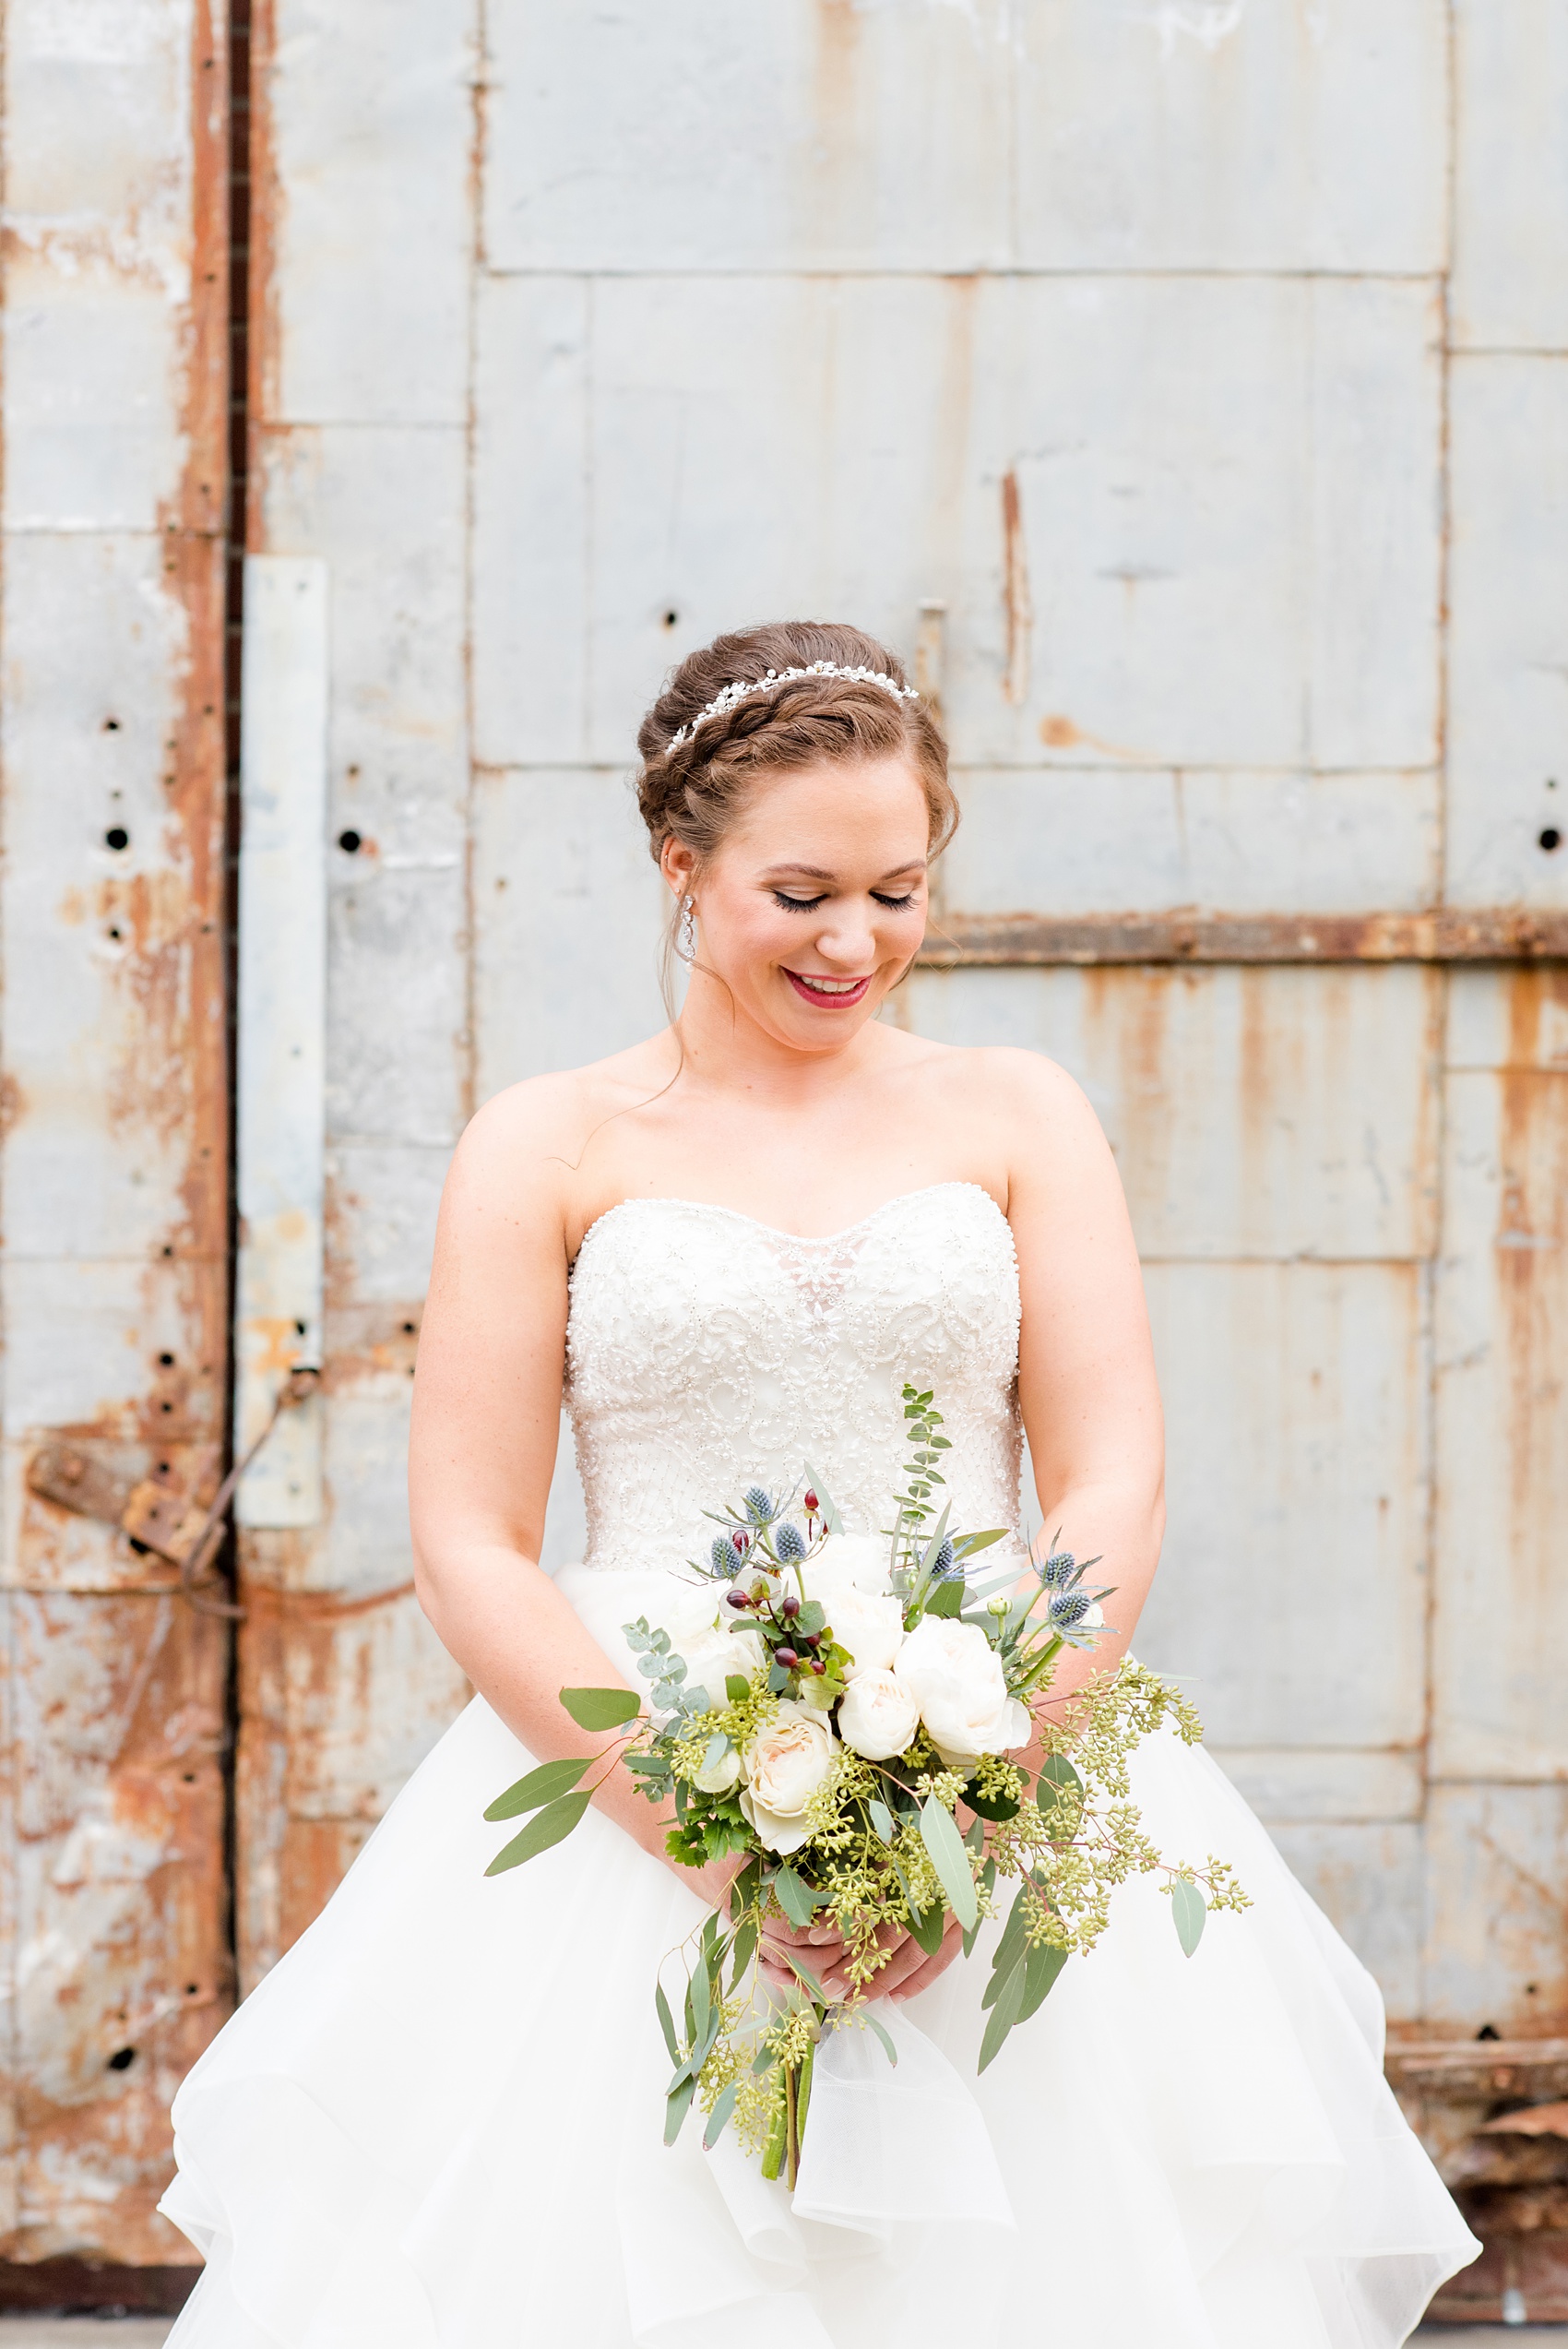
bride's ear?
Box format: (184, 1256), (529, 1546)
(659, 837), (695, 900)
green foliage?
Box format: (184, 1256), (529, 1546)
(482, 1756), (590, 1820)
(559, 1687), (641, 1732)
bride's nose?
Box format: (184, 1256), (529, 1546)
(813, 909), (878, 967)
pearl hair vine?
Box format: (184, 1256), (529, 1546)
(664, 662), (920, 753)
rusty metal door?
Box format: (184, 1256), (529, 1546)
(0, 0), (232, 2262)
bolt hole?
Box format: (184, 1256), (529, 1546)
(102, 717), (121, 733)
(338, 829), (362, 854)
(106, 2046), (137, 2072)
(402, 1321), (416, 1334)
(183, 1774), (196, 1785)
(104, 826), (129, 852)
(294, 1318), (308, 1337)
(161, 1245), (173, 1258)
(1538, 828), (1562, 853)
(185, 1983), (199, 1996)
(160, 1401), (173, 1413)
(662, 609), (680, 629)
(159, 1353), (175, 1367)
(1477, 2023), (1501, 2042)
(107, 927), (122, 941)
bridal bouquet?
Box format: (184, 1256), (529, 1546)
(483, 1385), (1246, 2186)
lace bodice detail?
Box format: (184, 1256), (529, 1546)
(564, 1183), (1027, 1575)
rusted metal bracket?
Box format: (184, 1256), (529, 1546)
(918, 907), (1568, 968)
(27, 1367), (321, 1617)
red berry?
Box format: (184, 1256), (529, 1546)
(732, 1529), (750, 1553)
(810, 1659), (826, 1675)
(725, 1590), (747, 1609)
(775, 1647), (799, 1668)
(803, 1490), (818, 1514)
(801, 1630), (820, 1647)
(780, 1592), (801, 1618)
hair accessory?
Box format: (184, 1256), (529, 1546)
(676, 895), (697, 963)
(665, 662), (919, 753)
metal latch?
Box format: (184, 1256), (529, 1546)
(27, 1367), (321, 1616)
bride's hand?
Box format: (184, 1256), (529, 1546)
(873, 1914), (966, 2004)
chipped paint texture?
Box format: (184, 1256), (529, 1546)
(241, 0), (1563, 2099)
(1, 0), (231, 2259)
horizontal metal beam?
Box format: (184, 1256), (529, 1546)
(918, 908), (1568, 968)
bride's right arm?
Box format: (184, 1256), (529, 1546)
(407, 1084), (733, 1902)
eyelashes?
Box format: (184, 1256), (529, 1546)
(771, 891), (918, 913)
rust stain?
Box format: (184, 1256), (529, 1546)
(917, 907), (1568, 968)
(1039, 712), (1152, 760)
(1001, 468), (1032, 707)
(1496, 972), (1568, 1576)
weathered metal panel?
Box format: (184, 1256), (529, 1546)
(234, 554), (328, 1527)
(1452, 0), (1568, 352)
(477, 270), (1442, 774)
(1013, 0), (1449, 275)
(902, 964), (1440, 1263)
(1446, 355), (1568, 909)
(1, 0), (232, 2260)
(1432, 972), (1568, 1783)
(1425, 1785), (1568, 2033)
(1269, 1823), (1426, 2023)
(942, 769), (1442, 920)
(234, 0), (478, 1985)
(472, 769), (669, 1098)
(484, 0), (1014, 275)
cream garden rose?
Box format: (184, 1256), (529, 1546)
(647, 1591), (765, 1711)
(835, 1667), (921, 1762)
(894, 1616), (1032, 1771)
(739, 1703), (837, 1854)
(806, 1535), (905, 1678)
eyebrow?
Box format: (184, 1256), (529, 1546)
(761, 860), (929, 884)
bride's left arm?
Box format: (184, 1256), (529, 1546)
(886, 1048), (1164, 2004)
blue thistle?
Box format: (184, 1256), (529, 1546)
(742, 1485), (776, 1524)
(710, 1533), (736, 1577)
(1049, 1589), (1092, 1627)
(774, 1522), (806, 1563)
(931, 1536), (960, 1580)
(1038, 1550), (1076, 1590)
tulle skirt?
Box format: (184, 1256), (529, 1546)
(160, 1568), (1478, 2347)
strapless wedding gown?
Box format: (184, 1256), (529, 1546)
(160, 1185), (1476, 2347)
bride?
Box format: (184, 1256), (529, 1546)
(160, 621), (1477, 2345)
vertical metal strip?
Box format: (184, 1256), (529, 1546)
(234, 555), (328, 1526)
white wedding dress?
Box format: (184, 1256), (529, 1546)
(160, 1184), (1477, 2347)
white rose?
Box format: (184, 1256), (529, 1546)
(646, 1591), (765, 1709)
(836, 1667), (921, 1762)
(739, 1702), (837, 1854)
(805, 1537), (905, 1678)
(894, 1616), (1032, 1771)
(808, 1533), (895, 1592)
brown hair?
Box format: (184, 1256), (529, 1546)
(636, 620), (957, 876)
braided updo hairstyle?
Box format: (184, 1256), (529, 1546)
(636, 622), (958, 896)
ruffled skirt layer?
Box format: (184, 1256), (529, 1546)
(160, 1570), (1477, 2347)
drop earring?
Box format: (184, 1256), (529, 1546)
(676, 895), (696, 963)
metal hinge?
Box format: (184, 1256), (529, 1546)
(27, 1367), (321, 1617)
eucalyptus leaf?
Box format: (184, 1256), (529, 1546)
(702, 1733), (731, 1776)
(962, 1778), (1019, 1823)
(926, 1578), (965, 1620)
(559, 1686), (641, 1732)
(482, 1755), (590, 1821)
(953, 1527), (1006, 1559)
(920, 1795), (978, 1929)
(991, 1881), (1034, 1981)
(484, 1790), (591, 1874)
(636, 1654), (662, 1678)
(914, 1503), (953, 1582)
(906, 1898), (945, 1958)
(664, 2076), (696, 2146)
(654, 1981), (680, 2066)
(1018, 1938), (1068, 2021)
(730, 1919), (758, 1985)
(753, 2040), (779, 2077)
(703, 2079), (740, 2151)
(864, 2012), (898, 2068)
(1171, 1877), (1206, 1958)
(1035, 1753), (1085, 1835)
(690, 1954), (711, 2043)
(772, 1866), (815, 1930)
(977, 1955), (1027, 2073)
(981, 1950), (1022, 2011)
(725, 1675), (752, 1701)
(779, 1949), (826, 2002)
(868, 1798), (895, 1844)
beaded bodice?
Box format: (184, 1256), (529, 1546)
(564, 1183), (1027, 1576)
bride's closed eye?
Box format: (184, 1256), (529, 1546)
(771, 889), (918, 912)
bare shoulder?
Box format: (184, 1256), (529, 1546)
(903, 1040), (1104, 1143)
(440, 1040), (673, 1242)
